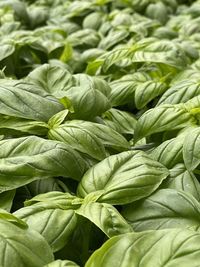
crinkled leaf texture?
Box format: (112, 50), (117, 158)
(86, 229), (200, 267)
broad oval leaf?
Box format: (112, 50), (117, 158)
(77, 151), (169, 205)
(0, 80), (63, 122)
(48, 122), (107, 161)
(0, 219), (54, 267)
(0, 136), (88, 192)
(85, 229), (200, 267)
(122, 189), (200, 231)
(27, 64), (74, 95)
(14, 203), (77, 252)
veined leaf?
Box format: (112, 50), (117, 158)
(135, 79), (167, 109)
(150, 134), (184, 168)
(157, 79), (200, 105)
(76, 202), (132, 238)
(0, 219), (54, 267)
(183, 127), (200, 171)
(49, 120), (130, 152)
(122, 189), (200, 232)
(109, 72), (149, 106)
(162, 164), (200, 201)
(14, 203), (78, 252)
(102, 108), (137, 135)
(85, 229), (200, 267)
(134, 104), (196, 141)
(0, 80), (63, 122)
(0, 115), (48, 135)
(27, 64), (74, 94)
(77, 151), (169, 205)
(0, 136), (88, 192)
(48, 122), (107, 161)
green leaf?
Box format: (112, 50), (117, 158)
(48, 122), (107, 161)
(122, 189), (200, 231)
(0, 80), (63, 122)
(77, 151), (169, 205)
(98, 30), (129, 50)
(102, 108), (137, 135)
(162, 164), (200, 201)
(0, 136), (88, 192)
(0, 219), (54, 267)
(134, 104), (196, 141)
(50, 120), (130, 152)
(0, 115), (49, 135)
(109, 73), (147, 106)
(48, 110), (70, 128)
(135, 80), (167, 109)
(27, 64), (74, 95)
(183, 127), (200, 171)
(14, 203), (77, 252)
(85, 229), (200, 267)
(76, 202), (132, 238)
(150, 134), (184, 168)
(157, 79), (200, 105)
(0, 190), (15, 211)
(0, 209), (27, 228)
(0, 43), (15, 61)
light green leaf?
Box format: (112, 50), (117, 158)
(51, 120), (130, 152)
(48, 110), (70, 128)
(135, 80), (167, 109)
(14, 203), (77, 252)
(0, 43), (15, 61)
(98, 30), (129, 50)
(0, 136), (88, 192)
(157, 79), (200, 105)
(86, 229), (200, 267)
(162, 164), (200, 201)
(109, 73), (148, 106)
(48, 122), (107, 161)
(183, 127), (200, 171)
(0, 190), (15, 211)
(77, 151), (169, 205)
(27, 64), (74, 95)
(0, 80), (63, 122)
(122, 189), (200, 231)
(0, 115), (48, 135)
(150, 135), (184, 168)
(134, 104), (195, 141)
(102, 108), (137, 135)
(0, 219), (54, 267)
(76, 202), (132, 238)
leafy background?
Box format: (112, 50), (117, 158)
(1, 0), (200, 266)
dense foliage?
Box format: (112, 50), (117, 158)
(1, 0), (200, 266)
